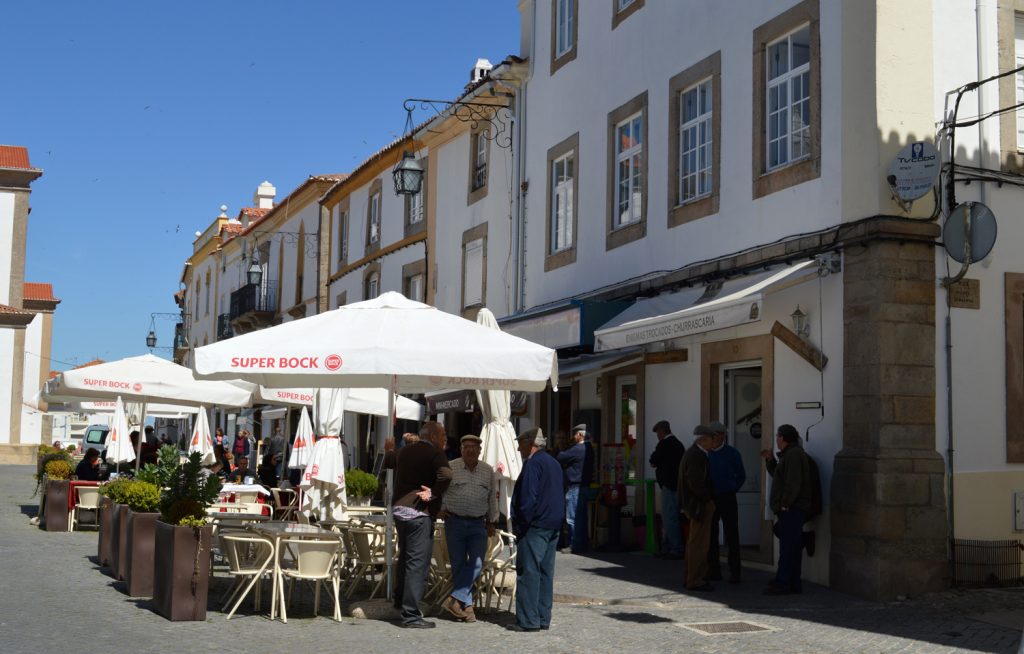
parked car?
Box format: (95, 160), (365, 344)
(82, 424), (110, 460)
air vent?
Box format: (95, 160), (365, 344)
(678, 621), (775, 635)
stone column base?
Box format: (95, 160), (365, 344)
(0, 444), (39, 465)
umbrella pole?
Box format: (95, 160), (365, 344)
(385, 375), (396, 601)
(134, 401), (148, 473)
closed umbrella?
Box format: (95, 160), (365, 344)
(474, 309), (521, 519)
(105, 396), (135, 466)
(300, 389), (349, 521)
(188, 407), (215, 466)
(287, 407), (314, 470)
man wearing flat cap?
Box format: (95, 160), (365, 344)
(649, 420), (685, 559)
(707, 420), (746, 583)
(556, 423), (591, 553)
(438, 434), (498, 622)
(678, 425), (716, 591)
(509, 427), (564, 632)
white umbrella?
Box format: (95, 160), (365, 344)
(475, 308), (521, 519)
(46, 354), (253, 471)
(287, 407), (314, 470)
(256, 385), (424, 420)
(45, 399), (200, 419)
(188, 407), (215, 466)
(105, 396), (135, 465)
(299, 389), (349, 521)
(193, 292), (559, 598)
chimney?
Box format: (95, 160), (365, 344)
(469, 58), (493, 85)
(254, 181), (276, 209)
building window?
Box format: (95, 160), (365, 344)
(204, 272), (211, 316)
(752, 0), (820, 198)
(407, 273), (424, 302)
(405, 163), (426, 237)
(337, 208), (348, 263)
(552, 152), (574, 252)
(549, 0), (578, 74)
(367, 192), (381, 246)
(467, 128), (490, 204)
(611, 0), (643, 29)
(679, 79), (713, 203)
(365, 270), (380, 300)
(335, 291), (347, 308)
(402, 259), (427, 304)
(766, 26), (811, 170)
(461, 223), (487, 315)
(295, 222), (305, 306)
(614, 112), (643, 228)
(1007, 273), (1024, 462)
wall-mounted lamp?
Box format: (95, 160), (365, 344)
(790, 305), (810, 339)
(145, 330), (157, 349)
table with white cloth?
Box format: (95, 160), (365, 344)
(248, 522), (343, 622)
(220, 483), (271, 496)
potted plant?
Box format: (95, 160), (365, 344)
(345, 468), (379, 506)
(121, 480), (161, 597)
(99, 477), (132, 577)
(43, 458), (73, 532)
(152, 452), (221, 621)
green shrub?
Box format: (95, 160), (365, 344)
(137, 445), (180, 488)
(33, 449), (73, 496)
(159, 452), (220, 526)
(44, 459), (73, 480)
(100, 477), (134, 504)
(121, 480), (160, 513)
(345, 469), (379, 498)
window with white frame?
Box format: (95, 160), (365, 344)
(551, 151), (574, 252)
(366, 271), (379, 300)
(463, 238), (484, 307)
(204, 272), (211, 315)
(615, 112), (643, 227)
(406, 273), (424, 302)
(472, 130), (488, 191)
(766, 25), (810, 170)
(555, 0), (574, 57)
(679, 79), (713, 204)
(617, 0), (635, 10)
(1016, 14), (1024, 149)
(337, 209), (348, 262)
(409, 185), (424, 224)
(368, 192), (381, 245)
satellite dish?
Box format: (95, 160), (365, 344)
(887, 141), (940, 201)
(943, 201), (997, 263)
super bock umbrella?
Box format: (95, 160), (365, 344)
(287, 407), (314, 470)
(188, 407), (215, 466)
(105, 396), (135, 465)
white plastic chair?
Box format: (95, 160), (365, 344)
(69, 486), (101, 531)
(344, 527), (386, 599)
(271, 488), (297, 520)
(426, 523), (452, 607)
(219, 533), (275, 619)
(280, 536), (344, 621)
(478, 530), (517, 612)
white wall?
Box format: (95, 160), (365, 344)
(0, 192), (13, 306)
(0, 329), (15, 444)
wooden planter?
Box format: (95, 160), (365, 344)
(44, 479), (71, 532)
(107, 504), (127, 579)
(116, 504), (131, 581)
(124, 510), (159, 597)
(97, 497), (113, 566)
(152, 521), (212, 621)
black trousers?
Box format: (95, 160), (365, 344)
(394, 515), (434, 623)
(708, 491), (741, 578)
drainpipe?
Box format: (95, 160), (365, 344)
(513, 0), (536, 314)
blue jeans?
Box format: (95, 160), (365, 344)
(564, 485), (579, 548)
(660, 486), (683, 555)
(444, 517), (487, 607)
(775, 508), (806, 591)
(515, 527), (558, 629)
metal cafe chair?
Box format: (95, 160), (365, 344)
(219, 533), (275, 619)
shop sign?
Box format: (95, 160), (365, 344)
(596, 297), (762, 350)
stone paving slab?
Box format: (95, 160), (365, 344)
(2, 464), (1021, 654)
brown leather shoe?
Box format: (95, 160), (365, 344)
(463, 605), (477, 623)
(442, 595), (467, 620)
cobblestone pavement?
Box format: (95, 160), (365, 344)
(2, 465), (1021, 654)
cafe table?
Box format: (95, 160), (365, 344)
(248, 521), (342, 622)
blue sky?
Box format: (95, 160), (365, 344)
(5, 1), (520, 372)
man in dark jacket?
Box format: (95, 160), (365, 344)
(678, 425), (716, 591)
(508, 427), (564, 632)
(707, 420), (746, 583)
(389, 421), (453, 628)
(649, 420), (685, 559)
(760, 423), (812, 595)
(556, 423), (588, 553)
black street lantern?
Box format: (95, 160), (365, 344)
(146, 330), (157, 349)
(247, 260), (263, 286)
(392, 151), (424, 196)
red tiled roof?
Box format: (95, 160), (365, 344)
(71, 359), (105, 370)
(314, 173), (349, 182)
(221, 223), (244, 236)
(0, 303), (34, 316)
(0, 145), (32, 170)
(48, 370), (61, 380)
(23, 282), (58, 302)
(240, 207), (271, 218)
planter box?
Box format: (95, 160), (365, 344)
(97, 497), (113, 566)
(108, 504), (127, 579)
(44, 479), (71, 532)
(124, 510), (159, 597)
(152, 521), (212, 621)
(116, 504), (131, 581)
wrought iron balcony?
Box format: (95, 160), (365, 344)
(216, 313), (233, 341)
(229, 280), (278, 334)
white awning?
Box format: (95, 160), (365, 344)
(557, 349), (644, 385)
(594, 260), (816, 351)
(261, 406), (288, 420)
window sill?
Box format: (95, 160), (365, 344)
(545, 246), (577, 271)
(606, 219), (645, 251)
(669, 193), (717, 228)
(550, 46), (577, 76)
(467, 183), (489, 206)
(753, 155), (819, 199)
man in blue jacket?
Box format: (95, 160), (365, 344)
(706, 420), (746, 583)
(509, 427), (564, 632)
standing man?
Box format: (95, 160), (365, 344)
(556, 423), (587, 553)
(649, 420), (685, 559)
(761, 423), (812, 595)
(268, 426), (287, 479)
(509, 427), (564, 632)
(706, 420), (746, 583)
(390, 421), (453, 628)
(678, 425), (716, 592)
(438, 434), (497, 623)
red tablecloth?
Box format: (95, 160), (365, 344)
(67, 480), (101, 510)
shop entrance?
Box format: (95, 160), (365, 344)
(722, 365), (763, 547)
